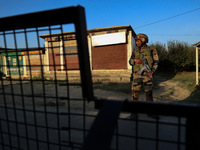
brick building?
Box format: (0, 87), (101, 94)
(40, 25), (136, 82)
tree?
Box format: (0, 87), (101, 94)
(167, 40), (195, 71)
(150, 40), (196, 72)
(149, 42), (171, 72)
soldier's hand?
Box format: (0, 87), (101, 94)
(147, 71), (154, 78)
(129, 58), (134, 66)
(134, 59), (143, 64)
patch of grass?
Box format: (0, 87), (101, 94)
(184, 82), (196, 92)
(169, 72), (200, 104)
(172, 72), (196, 82)
(32, 75), (44, 81)
(157, 72), (176, 80)
(169, 72), (197, 92)
(158, 71), (196, 92)
(94, 82), (132, 94)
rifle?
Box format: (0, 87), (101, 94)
(130, 65), (134, 82)
(129, 55), (134, 82)
(138, 58), (153, 80)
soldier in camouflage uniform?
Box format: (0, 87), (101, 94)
(129, 33), (159, 102)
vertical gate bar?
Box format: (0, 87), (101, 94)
(74, 6), (93, 146)
(74, 6), (94, 101)
(0, 72), (8, 150)
(0, 120), (4, 150)
(60, 25), (72, 148)
(0, 35), (5, 150)
(54, 24), (62, 149)
(116, 120), (119, 150)
(135, 114), (138, 150)
(24, 28), (39, 149)
(156, 116), (159, 150)
(177, 117), (181, 150)
(83, 98), (86, 141)
(2, 31), (12, 149)
(36, 27), (47, 149)
(13, 29), (29, 150)
(48, 25), (61, 149)
(46, 26), (58, 149)
(12, 29), (22, 149)
(4, 30), (21, 149)
(186, 115), (200, 150)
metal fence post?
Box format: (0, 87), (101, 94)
(186, 114), (200, 150)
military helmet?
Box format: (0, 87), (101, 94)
(135, 33), (148, 43)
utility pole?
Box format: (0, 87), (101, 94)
(196, 46), (199, 85)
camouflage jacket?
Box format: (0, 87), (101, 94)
(129, 45), (159, 73)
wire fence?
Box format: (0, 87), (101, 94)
(0, 6), (95, 150)
(0, 5), (200, 150)
(94, 100), (200, 150)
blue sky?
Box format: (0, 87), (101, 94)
(0, 0), (200, 45)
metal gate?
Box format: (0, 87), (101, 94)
(0, 5), (200, 150)
(0, 6), (94, 150)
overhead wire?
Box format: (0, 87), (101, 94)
(134, 7), (200, 29)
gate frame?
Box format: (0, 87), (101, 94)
(0, 5), (94, 101)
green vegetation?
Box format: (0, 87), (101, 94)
(150, 40), (196, 72)
(93, 82), (131, 94)
(171, 72), (197, 93)
(149, 40), (200, 103)
(32, 75), (45, 81)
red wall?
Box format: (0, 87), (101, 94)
(64, 56), (79, 70)
(49, 53), (61, 71)
(92, 44), (127, 69)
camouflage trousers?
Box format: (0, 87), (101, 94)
(131, 72), (153, 100)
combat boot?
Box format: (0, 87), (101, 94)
(146, 90), (160, 119)
(130, 91), (140, 120)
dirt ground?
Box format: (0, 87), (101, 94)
(0, 76), (189, 150)
(0, 75), (191, 105)
(95, 76), (191, 103)
(153, 78), (190, 102)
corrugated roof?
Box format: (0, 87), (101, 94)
(39, 25), (136, 38)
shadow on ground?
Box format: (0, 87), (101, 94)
(180, 85), (200, 104)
